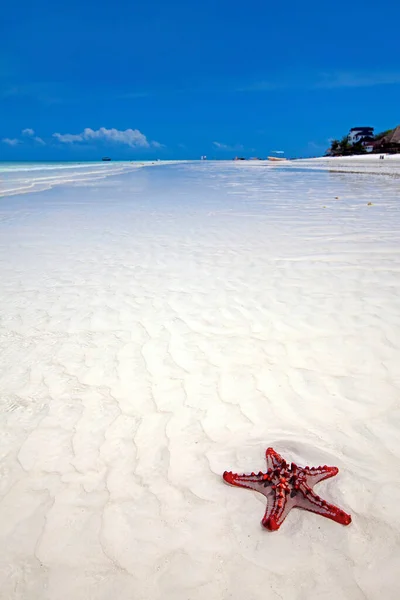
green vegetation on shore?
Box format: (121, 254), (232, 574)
(327, 126), (399, 156)
(328, 137), (366, 157)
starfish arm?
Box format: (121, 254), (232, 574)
(223, 471), (272, 498)
(297, 484), (351, 526)
(223, 448), (351, 531)
(262, 493), (296, 531)
(301, 465), (339, 486)
(265, 447), (286, 471)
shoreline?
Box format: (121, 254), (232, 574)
(0, 160), (185, 199)
(2, 155), (400, 201)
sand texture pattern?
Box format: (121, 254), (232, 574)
(0, 162), (399, 599)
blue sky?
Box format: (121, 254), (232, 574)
(1, 0), (399, 160)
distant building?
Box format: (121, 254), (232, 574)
(374, 125), (400, 154)
(348, 127), (374, 145)
(361, 140), (375, 153)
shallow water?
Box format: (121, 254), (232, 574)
(0, 160), (149, 197)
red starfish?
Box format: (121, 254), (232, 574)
(223, 447), (352, 531)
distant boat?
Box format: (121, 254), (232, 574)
(268, 156), (287, 162)
(102, 157), (111, 162)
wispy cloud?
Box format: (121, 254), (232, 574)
(213, 141), (244, 151)
(213, 142), (228, 149)
(240, 70), (400, 92)
(1, 83), (64, 105)
(53, 127), (162, 148)
(21, 128), (46, 145)
(315, 71), (400, 89)
(307, 142), (324, 150)
(2, 83), (152, 106)
(53, 132), (85, 143)
(2, 138), (20, 146)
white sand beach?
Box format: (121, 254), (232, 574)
(1, 160), (400, 599)
(294, 153), (400, 176)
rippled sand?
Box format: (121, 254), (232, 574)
(1, 163), (399, 599)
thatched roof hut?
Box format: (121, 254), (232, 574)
(375, 125), (400, 152)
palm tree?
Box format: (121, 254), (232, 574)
(328, 139), (340, 156)
(339, 135), (351, 155)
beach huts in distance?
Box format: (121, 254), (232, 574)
(327, 125), (400, 156)
(374, 126), (400, 154)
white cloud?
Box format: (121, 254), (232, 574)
(53, 127), (161, 148)
(53, 132), (84, 143)
(20, 128), (45, 144)
(2, 138), (20, 146)
(213, 141), (228, 149)
(213, 141), (244, 151)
